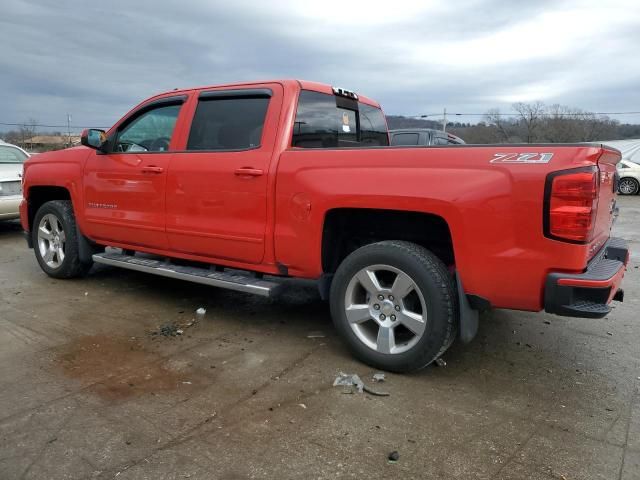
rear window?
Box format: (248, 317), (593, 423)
(0, 145), (28, 163)
(292, 90), (388, 148)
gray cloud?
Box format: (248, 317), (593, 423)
(2, 0), (640, 131)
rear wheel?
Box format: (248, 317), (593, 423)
(619, 177), (639, 195)
(330, 240), (457, 373)
(32, 200), (91, 278)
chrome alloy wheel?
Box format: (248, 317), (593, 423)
(619, 178), (639, 195)
(344, 264), (427, 354)
(37, 213), (66, 269)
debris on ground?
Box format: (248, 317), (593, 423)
(196, 307), (206, 316)
(149, 318), (198, 338)
(372, 372), (385, 383)
(307, 331), (325, 338)
(297, 403), (307, 409)
(334, 372), (364, 393)
(387, 451), (400, 463)
(606, 331), (613, 336)
(333, 372), (390, 396)
(435, 358), (447, 367)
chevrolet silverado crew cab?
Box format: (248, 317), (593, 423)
(20, 80), (629, 372)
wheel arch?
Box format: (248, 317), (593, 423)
(321, 208), (455, 275)
(27, 185), (72, 232)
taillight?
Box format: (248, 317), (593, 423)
(544, 166), (599, 243)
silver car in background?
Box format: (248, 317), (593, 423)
(617, 159), (640, 195)
(0, 141), (29, 220)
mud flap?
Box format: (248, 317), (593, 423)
(456, 274), (479, 344)
(76, 225), (96, 265)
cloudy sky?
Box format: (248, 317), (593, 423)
(2, 0), (640, 131)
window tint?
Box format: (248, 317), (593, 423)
(116, 104), (181, 152)
(0, 146), (27, 163)
(391, 133), (419, 146)
(187, 97), (270, 151)
(292, 90), (389, 148)
(360, 103), (389, 146)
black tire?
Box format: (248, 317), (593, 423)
(618, 177), (639, 195)
(330, 240), (458, 373)
(32, 200), (92, 279)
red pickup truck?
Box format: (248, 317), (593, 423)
(20, 80), (629, 372)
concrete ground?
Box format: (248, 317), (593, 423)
(0, 197), (638, 480)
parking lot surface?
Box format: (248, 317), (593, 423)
(0, 197), (639, 480)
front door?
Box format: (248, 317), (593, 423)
(165, 85), (282, 264)
(83, 98), (186, 250)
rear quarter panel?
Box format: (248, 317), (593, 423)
(274, 144), (606, 311)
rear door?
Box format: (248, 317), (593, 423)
(165, 84), (282, 264)
(83, 95), (187, 249)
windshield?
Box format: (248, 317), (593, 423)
(0, 145), (28, 163)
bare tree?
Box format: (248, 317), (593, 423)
(484, 109), (517, 142)
(512, 101), (545, 143)
(18, 118), (38, 149)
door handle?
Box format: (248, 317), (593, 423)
(234, 167), (263, 177)
(141, 166), (164, 174)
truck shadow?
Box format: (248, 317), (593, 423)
(0, 220), (23, 238)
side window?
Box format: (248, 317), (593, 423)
(433, 136), (449, 145)
(391, 133), (419, 146)
(116, 104), (181, 152)
(187, 96), (270, 151)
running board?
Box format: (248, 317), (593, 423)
(92, 252), (282, 297)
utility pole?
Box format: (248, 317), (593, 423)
(442, 108), (447, 133)
(67, 114), (72, 147)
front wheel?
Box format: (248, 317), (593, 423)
(619, 177), (639, 195)
(330, 241), (458, 373)
(32, 200), (91, 278)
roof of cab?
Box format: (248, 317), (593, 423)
(149, 79), (381, 109)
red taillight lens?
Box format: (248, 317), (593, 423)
(545, 168), (599, 243)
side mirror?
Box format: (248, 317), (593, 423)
(81, 129), (107, 151)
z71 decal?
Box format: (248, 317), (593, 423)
(490, 152), (553, 164)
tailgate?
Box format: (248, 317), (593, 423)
(590, 147), (621, 258)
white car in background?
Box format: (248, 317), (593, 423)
(0, 140), (29, 220)
(617, 159), (640, 195)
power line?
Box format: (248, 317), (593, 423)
(0, 122), (109, 129)
(414, 111), (640, 118)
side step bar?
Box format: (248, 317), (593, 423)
(92, 252), (282, 297)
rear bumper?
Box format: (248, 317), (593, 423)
(544, 237), (629, 318)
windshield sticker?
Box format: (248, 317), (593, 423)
(342, 112), (351, 133)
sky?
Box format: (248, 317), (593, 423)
(2, 0), (640, 132)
